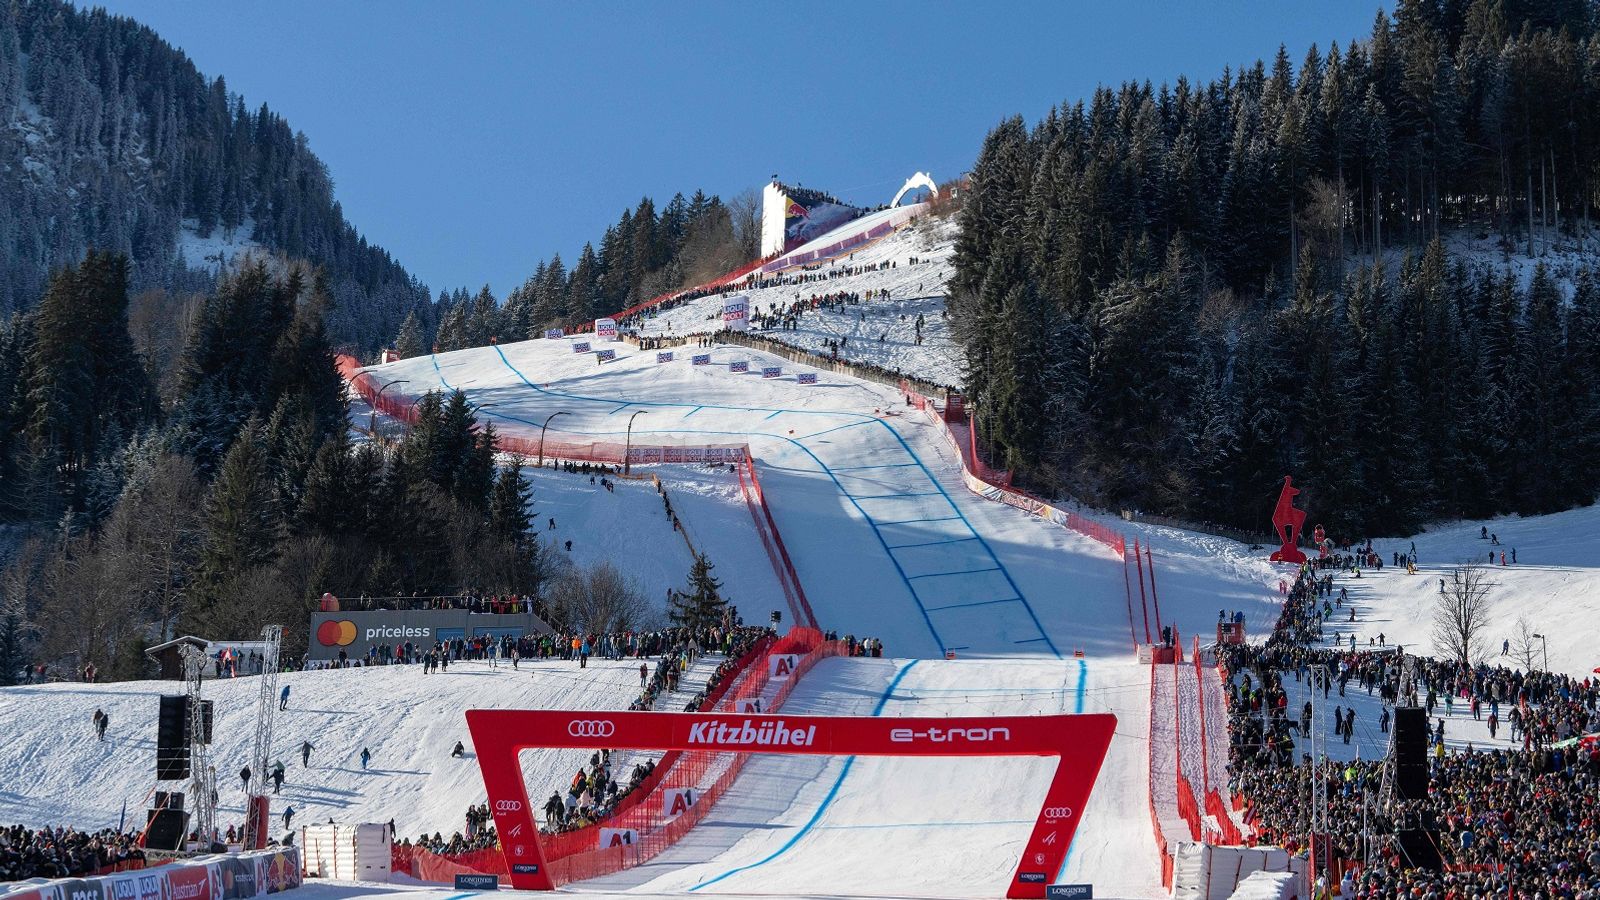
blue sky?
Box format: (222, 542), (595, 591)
(87, 1), (1387, 298)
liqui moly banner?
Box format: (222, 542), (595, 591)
(797, 372), (818, 385)
(467, 708), (1115, 898)
(768, 654), (801, 679)
(722, 295), (750, 332)
(762, 366), (781, 379)
(729, 360), (749, 373)
(573, 342), (591, 353)
(597, 828), (637, 848)
(596, 349), (616, 362)
(543, 328), (565, 339)
(661, 788), (698, 819)
(656, 352), (673, 363)
(594, 317), (619, 341)
(692, 354), (711, 365)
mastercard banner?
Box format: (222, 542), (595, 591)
(306, 610), (545, 660)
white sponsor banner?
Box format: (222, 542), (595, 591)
(768, 653), (801, 679)
(623, 446), (747, 465)
(594, 317), (619, 341)
(573, 341), (591, 353)
(598, 828), (637, 848)
(797, 372), (817, 385)
(721, 296), (749, 332)
(692, 354), (710, 365)
(544, 328), (565, 339)
(656, 352), (673, 363)
(761, 366), (781, 379)
(596, 349), (616, 362)
(729, 360), (748, 373)
(661, 788), (697, 819)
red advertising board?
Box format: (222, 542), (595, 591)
(466, 708), (1115, 898)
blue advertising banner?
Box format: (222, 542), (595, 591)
(692, 354), (711, 365)
(657, 352), (673, 363)
(729, 361), (749, 373)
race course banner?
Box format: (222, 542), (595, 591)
(657, 352), (673, 363)
(729, 360), (749, 373)
(797, 373), (818, 385)
(466, 708), (1115, 898)
(594, 317), (619, 341)
(762, 366), (781, 378)
(692, 354), (711, 365)
(572, 342), (591, 353)
(597, 349), (616, 362)
(722, 295), (750, 332)
(543, 328), (565, 339)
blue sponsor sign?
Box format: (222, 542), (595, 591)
(510, 863), (540, 875)
(657, 351), (673, 363)
(797, 372), (818, 385)
(761, 366), (781, 378)
(455, 874), (500, 890)
(1047, 885), (1093, 899)
(597, 349), (616, 362)
(729, 361), (749, 373)
(1018, 873), (1047, 884)
(573, 342), (591, 353)
(543, 328), (565, 339)
(692, 354), (711, 365)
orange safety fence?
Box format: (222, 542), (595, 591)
(1148, 659), (1174, 888)
(736, 454), (817, 631)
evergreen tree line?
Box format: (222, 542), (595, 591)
(0, 253), (546, 684)
(952, 0), (1600, 537)
(389, 189), (760, 359)
(0, 0), (430, 349)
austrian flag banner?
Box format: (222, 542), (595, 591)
(466, 708), (1115, 898)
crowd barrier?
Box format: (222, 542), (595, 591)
(717, 331), (954, 398)
(1149, 659), (1175, 888)
(756, 205), (926, 274)
(736, 455), (817, 630)
(0, 848), (302, 900)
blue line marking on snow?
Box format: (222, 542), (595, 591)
(831, 462), (921, 472)
(470, 346), (1062, 658)
(850, 491), (944, 500)
(438, 893), (477, 900)
(1057, 659), (1090, 881)
(608, 404), (631, 414)
(873, 515), (961, 527)
(886, 536), (982, 551)
(764, 410), (783, 420)
(1014, 637), (1051, 644)
(924, 597), (1022, 613)
(690, 660), (919, 891)
(682, 406), (703, 418)
(907, 566), (1002, 580)
(814, 819), (1035, 830)
(796, 419), (873, 440)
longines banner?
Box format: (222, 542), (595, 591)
(308, 610), (546, 661)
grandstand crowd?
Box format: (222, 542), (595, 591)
(0, 825), (145, 881)
(1221, 546), (1600, 896)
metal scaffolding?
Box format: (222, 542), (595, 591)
(179, 644), (215, 846)
(241, 624), (283, 850)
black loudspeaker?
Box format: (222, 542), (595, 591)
(156, 696), (190, 781)
(153, 791), (184, 811)
(1396, 828), (1442, 870)
(1392, 706), (1429, 799)
(144, 808), (188, 851)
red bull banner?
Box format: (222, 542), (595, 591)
(467, 708), (1115, 898)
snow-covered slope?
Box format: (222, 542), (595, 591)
(633, 217), (962, 386)
(0, 660), (641, 840)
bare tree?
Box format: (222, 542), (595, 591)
(1509, 617), (1544, 672)
(1432, 565), (1495, 666)
(547, 561), (651, 635)
(727, 188), (762, 262)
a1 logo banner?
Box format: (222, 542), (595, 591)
(737, 698), (763, 714)
(597, 828), (637, 849)
(573, 342), (591, 353)
(597, 349), (616, 362)
(768, 654), (801, 679)
(661, 788), (697, 818)
(544, 328), (565, 339)
(692, 354), (711, 365)
(729, 361), (749, 373)
(797, 372), (817, 384)
(761, 367), (781, 378)
(656, 352), (673, 363)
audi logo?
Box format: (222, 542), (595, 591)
(568, 720), (616, 738)
(494, 800), (522, 812)
(1042, 806), (1073, 820)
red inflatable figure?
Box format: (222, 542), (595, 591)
(1269, 476), (1308, 564)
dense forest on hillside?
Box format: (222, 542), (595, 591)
(953, 0), (1600, 537)
(393, 190), (759, 359)
(0, 252), (547, 681)
(0, 0), (429, 348)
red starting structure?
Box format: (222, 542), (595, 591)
(1268, 475), (1308, 564)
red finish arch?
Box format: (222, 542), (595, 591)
(466, 708), (1115, 898)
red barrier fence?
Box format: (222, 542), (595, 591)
(1148, 662), (1175, 888)
(736, 455), (816, 630)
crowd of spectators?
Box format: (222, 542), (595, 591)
(0, 824), (145, 881)
(1221, 550), (1600, 896)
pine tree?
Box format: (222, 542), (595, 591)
(394, 309), (425, 359)
(489, 457), (533, 542)
(185, 424), (282, 634)
(670, 553), (726, 631)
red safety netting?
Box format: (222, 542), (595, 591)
(736, 454), (817, 630)
(1148, 661), (1175, 888)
